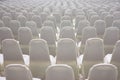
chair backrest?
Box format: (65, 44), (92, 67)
(61, 16), (72, 22)
(112, 20), (120, 29)
(40, 26), (56, 45)
(94, 20), (106, 35)
(10, 20), (21, 36)
(53, 12), (61, 24)
(0, 27), (14, 45)
(60, 20), (72, 29)
(32, 15), (42, 28)
(2, 16), (11, 27)
(17, 15), (27, 27)
(104, 15), (114, 27)
(90, 15), (100, 26)
(113, 11), (120, 20)
(41, 12), (48, 23)
(88, 63), (118, 80)
(60, 27), (76, 41)
(75, 15), (86, 28)
(2, 39), (24, 67)
(103, 27), (119, 45)
(18, 27), (33, 45)
(30, 39), (50, 62)
(0, 20), (4, 27)
(56, 38), (77, 61)
(29, 39), (50, 78)
(77, 20), (90, 35)
(81, 27), (97, 45)
(111, 40), (120, 62)
(5, 64), (33, 80)
(26, 21), (39, 38)
(45, 64), (75, 80)
(83, 38), (104, 61)
(43, 20), (56, 31)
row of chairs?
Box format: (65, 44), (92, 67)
(0, 63), (118, 80)
(0, 0), (120, 80)
(0, 24), (119, 56)
(0, 38), (120, 80)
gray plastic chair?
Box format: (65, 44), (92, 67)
(30, 39), (50, 79)
(103, 27), (119, 54)
(18, 27), (33, 54)
(82, 38), (104, 79)
(45, 64), (75, 80)
(40, 27), (56, 56)
(5, 64), (41, 80)
(88, 63), (118, 80)
(56, 38), (79, 80)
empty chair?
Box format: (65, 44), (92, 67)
(53, 12), (61, 25)
(60, 27), (76, 41)
(45, 64), (75, 80)
(0, 20), (4, 27)
(80, 27), (97, 54)
(41, 12), (48, 23)
(82, 38), (104, 78)
(88, 63), (118, 80)
(26, 12), (34, 21)
(60, 20), (73, 29)
(113, 11), (120, 20)
(26, 21), (39, 38)
(112, 20), (120, 29)
(18, 27), (33, 55)
(56, 38), (79, 80)
(47, 16), (56, 28)
(5, 64), (40, 80)
(94, 20), (106, 38)
(40, 27), (56, 56)
(17, 15), (27, 27)
(76, 20), (90, 41)
(2, 39), (24, 67)
(2, 16), (11, 27)
(30, 39), (50, 79)
(110, 40), (120, 80)
(0, 27), (14, 52)
(43, 20), (56, 32)
(32, 15), (42, 29)
(103, 27), (119, 54)
(9, 20), (21, 39)
(75, 15), (86, 28)
(104, 15), (114, 27)
(90, 15), (100, 26)
(100, 12), (109, 20)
